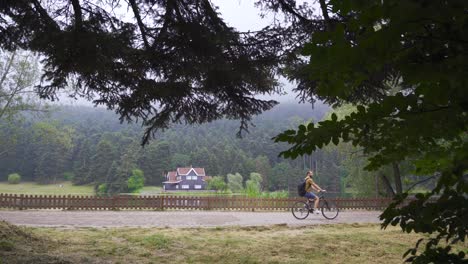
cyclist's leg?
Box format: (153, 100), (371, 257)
(304, 192), (318, 209)
(314, 196), (320, 211)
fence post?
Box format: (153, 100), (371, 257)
(160, 196), (164, 211)
(110, 195), (115, 210)
(19, 194), (23, 210)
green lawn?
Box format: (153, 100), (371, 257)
(1, 221), (466, 264)
(0, 181), (94, 195)
(0, 183), (231, 196)
(139, 186), (163, 195)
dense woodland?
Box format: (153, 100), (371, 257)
(0, 102), (426, 197)
(0, 103), (323, 191)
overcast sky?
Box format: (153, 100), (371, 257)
(59, 1), (308, 106)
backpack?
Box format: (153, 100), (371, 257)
(297, 180), (306, 197)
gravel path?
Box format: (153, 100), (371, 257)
(0, 210), (382, 228)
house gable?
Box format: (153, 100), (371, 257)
(164, 167), (209, 191)
(162, 171), (181, 183)
(177, 167), (206, 176)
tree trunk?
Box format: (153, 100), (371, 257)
(392, 162), (403, 194)
(380, 173), (396, 197)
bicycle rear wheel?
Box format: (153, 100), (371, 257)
(291, 201), (310, 220)
(321, 199), (339, 220)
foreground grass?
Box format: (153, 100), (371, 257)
(0, 181), (94, 195)
(2, 221), (465, 264)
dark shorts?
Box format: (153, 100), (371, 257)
(305, 192), (317, 199)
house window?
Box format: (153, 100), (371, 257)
(176, 185), (179, 189)
(194, 185), (202, 189)
(181, 185), (189, 189)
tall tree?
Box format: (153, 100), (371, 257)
(254, 155), (272, 191)
(0, 50), (46, 121)
(273, 1), (467, 262)
(32, 122), (74, 184)
(0, 50), (48, 158)
(138, 141), (171, 185)
(87, 139), (116, 185)
(0, 1), (279, 143)
(269, 162), (291, 191)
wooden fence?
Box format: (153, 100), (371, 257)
(0, 193), (396, 211)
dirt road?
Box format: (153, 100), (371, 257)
(0, 210), (382, 228)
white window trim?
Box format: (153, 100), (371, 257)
(194, 185), (202, 189)
(181, 185), (189, 189)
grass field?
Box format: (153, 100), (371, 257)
(0, 183), (217, 196)
(0, 181), (94, 195)
(0, 183), (165, 196)
(2, 221), (465, 264)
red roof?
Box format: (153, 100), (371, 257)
(164, 171), (178, 183)
(177, 167), (205, 176)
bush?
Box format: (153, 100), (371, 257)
(245, 180), (261, 197)
(63, 172), (74, 181)
(207, 176), (227, 192)
(96, 183), (108, 196)
(227, 173), (243, 193)
(7, 173), (21, 184)
(127, 169), (145, 193)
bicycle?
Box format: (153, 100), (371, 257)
(291, 191), (339, 220)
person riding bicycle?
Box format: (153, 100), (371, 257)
(304, 170), (325, 214)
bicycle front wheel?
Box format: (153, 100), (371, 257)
(321, 199), (339, 220)
(291, 201), (310, 220)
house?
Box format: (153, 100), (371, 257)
(163, 167), (211, 191)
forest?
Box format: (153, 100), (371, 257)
(0, 50), (434, 198)
(0, 100), (426, 197)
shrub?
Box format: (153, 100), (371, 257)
(7, 173), (21, 184)
(96, 183), (108, 196)
(127, 169), (145, 193)
(245, 180), (261, 197)
(227, 173), (243, 193)
(207, 176), (227, 192)
(63, 172), (74, 181)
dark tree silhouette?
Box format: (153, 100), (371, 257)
(0, 0), (282, 143)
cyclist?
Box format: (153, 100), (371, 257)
(304, 170), (325, 214)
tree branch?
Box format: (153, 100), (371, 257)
(277, 0), (311, 24)
(406, 175), (437, 193)
(31, 0), (60, 29)
(380, 172), (396, 197)
(0, 50), (16, 91)
(70, 0), (83, 29)
(318, 0), (332, 30)
(128, 0), (150, 49)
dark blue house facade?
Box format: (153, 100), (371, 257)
(163, 167), (210, 191)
